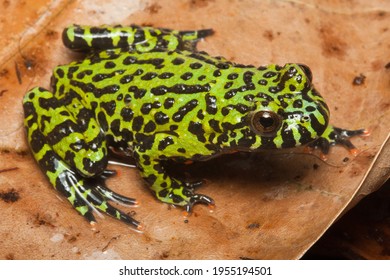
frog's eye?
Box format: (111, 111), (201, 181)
(250, 111), (282, 136)
(298, 64), (313, 82)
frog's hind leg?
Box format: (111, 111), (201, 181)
(62, 24), (213, 53)
(50, 155), (140, 228)
(23, 87), (140, 228)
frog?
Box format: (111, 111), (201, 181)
(23, 24), (366, 229)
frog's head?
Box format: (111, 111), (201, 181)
(238, 63), (330, 150)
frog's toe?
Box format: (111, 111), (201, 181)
(82, 175), (141, 228)
(94, 179), (138, 206)
(184, 193), (215, 215)
(184, 180), (204, 191)
(100, 169), (118, 179)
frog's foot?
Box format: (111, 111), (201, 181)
(159, 180), (215, 215)
(184, 193), (215, 216)
(184, 180), (215, 213)
(56, 167), (141, 229)
(178, 28), (214, 51)
(308, 125), (368, 157)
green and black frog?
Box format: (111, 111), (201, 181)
(23, 24), (366, 228)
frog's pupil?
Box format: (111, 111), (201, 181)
(260, 115), (274, 128)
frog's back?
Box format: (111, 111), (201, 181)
(53, 50), (251, 129)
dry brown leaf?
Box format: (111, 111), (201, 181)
(304, 179), (390, 259)
(0, 0), (389, 259)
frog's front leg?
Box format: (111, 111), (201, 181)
(23, 87), (140, 228)
(133, 139), (215, 213)
(309, 125), (368, 156)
